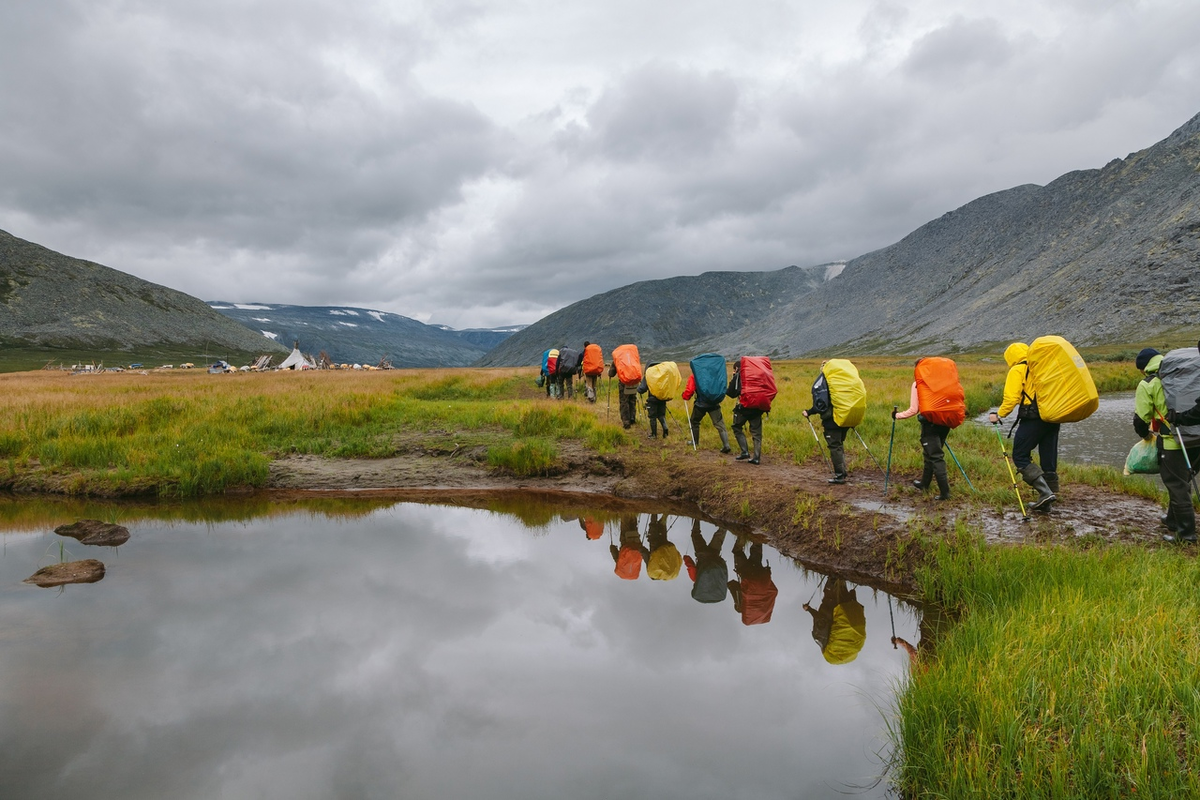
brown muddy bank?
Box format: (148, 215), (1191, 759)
(267, 442), (1169, 593)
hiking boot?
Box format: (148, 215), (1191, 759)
(647, 433), (657, 439)
(748, 458), (760, 465)
(720, 447), (732, 454)
(736, 452), (751, 460)
(1163, 531), (1198, 544)
(662, 427), (668, 438)
(828, 474), (847, 485)
(911, 479), (927, 491)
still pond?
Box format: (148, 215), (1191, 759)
(0, 495), (921, 800)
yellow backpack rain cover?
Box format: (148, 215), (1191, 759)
(823, 601), (867, 665)
(645, 361), (682, 400)
(1026, 335), (1099, 423)
(823, 359), (867, 428)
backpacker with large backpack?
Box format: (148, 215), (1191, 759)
(736, 356), (777, 412)
(611, 344), (642, 386)
(1159, 347), (1200, 448)
(822, 358), (866, 428)
(645, 361), (682, 401)
(689, 353), (728, 407)
(914, 357), (966, 428)
(556, 346), (581, 376)
(1023, 335), (1099, 424)
(582, 343), (605, 376)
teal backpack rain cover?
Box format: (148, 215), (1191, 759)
(689, 353), (728, 407)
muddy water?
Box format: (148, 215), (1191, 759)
(0, 498), (922, 800)
(978, 392), (1146, 471)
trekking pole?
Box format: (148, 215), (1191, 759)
(852, 428), (884, 472)
(806, 414), (832, 471)
(888, 595), (896, 649)
(1166, 415), (1200, 501)
(883, 406), (897, 496)
(994, 423), (1030, 521)
(606, 378), (611, 423)
(666, 406), (684, 440)
(685, 399), (697, 451)
(944, 442), (977, 493)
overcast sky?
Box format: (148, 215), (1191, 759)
(2, 0), (1199, 329)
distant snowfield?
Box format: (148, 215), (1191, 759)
(235, 304), (272, 311)
(367, 311), (387, 322)
(824, 262), (847, 280)
(262, 331), (279, 340)
(329, 309), (360, 317)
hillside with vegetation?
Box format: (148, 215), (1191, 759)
(0, 230), (287, 364)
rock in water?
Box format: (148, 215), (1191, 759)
(55, 519), (130, 547)
(24, 559), (106, 587)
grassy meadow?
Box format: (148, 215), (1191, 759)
(2, 349), (1198, 798)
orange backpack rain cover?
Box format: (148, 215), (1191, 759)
(612, 344), (642, 385)
(582, 344), (605, 376)
(914, 357), (967, 428)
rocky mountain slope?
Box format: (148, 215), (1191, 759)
(477, 264), (842, 367)
(483, 112), (1200, 365)
(706, 112), (1200, 358)
(210, 303), (518, 367)
(0, 230), (287, 356)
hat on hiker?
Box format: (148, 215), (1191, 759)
(1135, 348), (1160, 371)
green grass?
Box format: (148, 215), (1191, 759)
(893, 531), (1200, 799)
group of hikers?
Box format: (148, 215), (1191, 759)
(541, 337), (1200, 543)
(578, 513), (870, 663)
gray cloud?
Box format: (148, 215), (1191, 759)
(2, 0), (1199, 328)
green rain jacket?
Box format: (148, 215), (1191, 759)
(1135, 354), (1181, 452)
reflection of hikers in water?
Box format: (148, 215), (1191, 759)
(684, 520), (729, 603)
(644, 513), (682, 580)
(803, 578), (866, 664)
(579, 517), (604, 541)
(727, 536), (779, 625)
(610, 515), (649, 580)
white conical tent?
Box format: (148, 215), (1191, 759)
(278, 345), (315, 370)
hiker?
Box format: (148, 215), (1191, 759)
(681, 355), (732, 454)
(727, 535), (778, 626)
(803, 365), (848, 484)
(644, 514), (682, 581)
(637, 362), (670, 439)
(545, 347), (560, 398)
(611, 515), (649, 579)
(555, 345), (579, 400)
(539, 348), (553, 397)
(893, 357), (966, 501)
(727, 361), (764, 464)
(803, 577), (866, 665)
(1135, 347), (1200, 543)
(581, 342), (604, 403)
(608, 345), (643, 430)
(683, 519), (729, 604)
(987, 342), (1058, 511)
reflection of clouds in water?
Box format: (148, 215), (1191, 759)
(0, 507), (916, 799)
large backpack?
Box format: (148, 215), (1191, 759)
(1159, 347), (1200, 447)
(582, 344), (605, 376)
(540, 349), (551, 373)
(1024, 336), (1099, 423)
(546, 348), (559, 376)
(689, 353), (728, 406)
(914, 357), (966, 428)
(824, 358), (867, 428)
(645, 361), (682, 401)
(738, 356), (777, 412)
(556, 346), (581, 375)
(611, 344), (642, 385)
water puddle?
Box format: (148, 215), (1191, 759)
(0, 494), (928, 799)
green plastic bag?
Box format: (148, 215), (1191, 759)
(1124, 438), (1159, 475)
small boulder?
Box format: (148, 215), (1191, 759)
(55, 519), (130, 547)
(24, 559), (106, 587)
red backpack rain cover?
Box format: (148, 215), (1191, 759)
(738, 356), (777, 412)
(914, 357), (966, 428)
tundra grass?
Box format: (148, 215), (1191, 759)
(0, 368), (627, 495)
(892, 530), (1200, 799)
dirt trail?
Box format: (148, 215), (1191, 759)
(269, 439), (1169, 593)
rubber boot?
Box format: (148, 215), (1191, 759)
(719, 428), (732, 454)
(1044, 472), (1059, 493)
(933, 462), (950, 501)
(1021, 463), (1056, 511)
(913, 464), (933, 492)
(829, 445), (847, 484)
